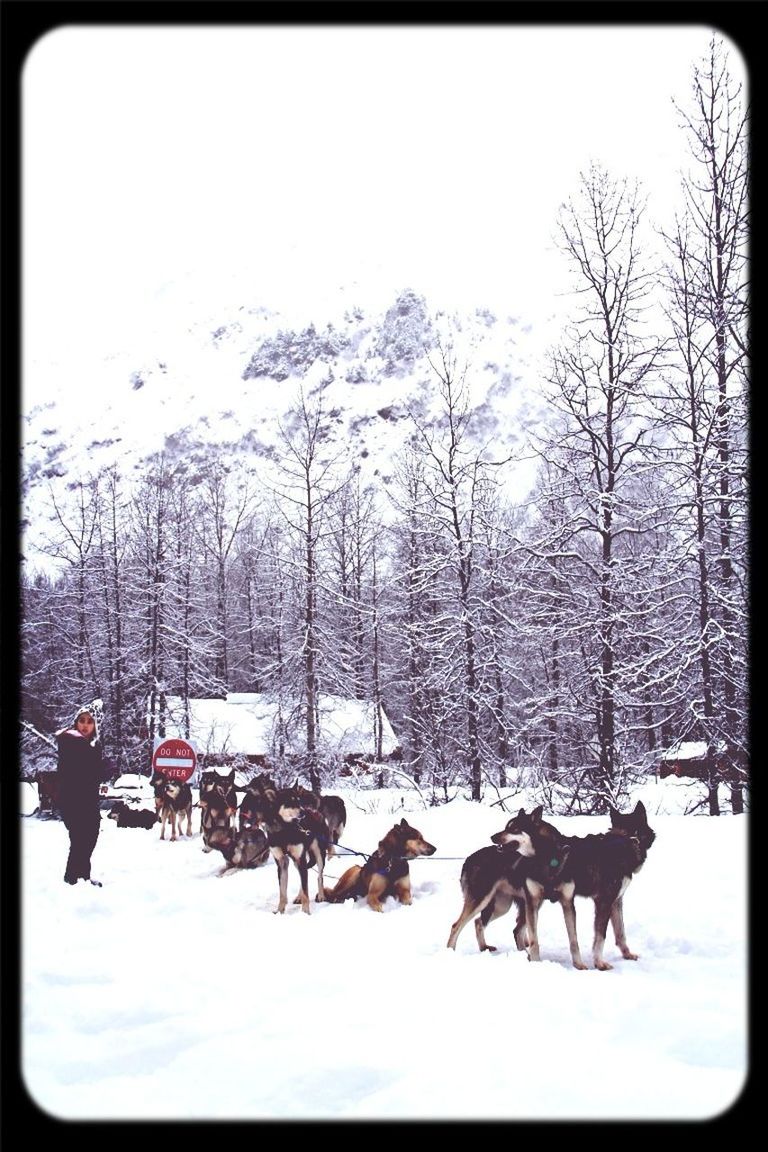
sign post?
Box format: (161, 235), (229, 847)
(152, 738), (197, 782)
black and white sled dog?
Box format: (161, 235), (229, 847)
(150, 772), (194, 841)
(237, 772), (278, 833)
(199, 770), (238, 838)
(198, 770), (239, 849)
(286, 781), (347, 858)
(543, 800), (657, 971)
(446, 806), (571, 956)
(456, 802), (656, 970)
(264, 786), (331, 914)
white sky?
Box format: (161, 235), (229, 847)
(20, 779), (747, 1121)
(22, 23), (741, 384)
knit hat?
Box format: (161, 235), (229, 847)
(57, 698), (103, 745)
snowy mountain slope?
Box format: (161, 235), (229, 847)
(21, 283), (552, 564)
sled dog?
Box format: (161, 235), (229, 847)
(264, 786), (331, 914)
(327, 818), (436, 912)
(446, 806), (571, 955)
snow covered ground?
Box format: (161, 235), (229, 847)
(17, 780), (749, 1123)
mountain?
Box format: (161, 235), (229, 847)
(21, 283), (552, 566)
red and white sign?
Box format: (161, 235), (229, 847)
(152, 738), (197, 782)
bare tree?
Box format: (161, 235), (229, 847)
(269, 388), (350, 790)
(324, 471), (378, 699)
(92, 467), (130, 767)
(405, 342), (511, 800)
(229, 512), (276, 692)
(39, 478), (101, 697)
(193, 461), (257, 693)
(659, 38), (750, 813)
(530, 164), (665, 809)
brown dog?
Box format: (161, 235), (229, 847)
(326, 818), (436, 911)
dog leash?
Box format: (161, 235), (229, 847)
(335, 843), (465, 862)
(335, 842), (370, 860)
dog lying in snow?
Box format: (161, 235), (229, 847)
(326, 818), (436, 912)
(107, 801), (158, 830)
(205, 825), (270, 875)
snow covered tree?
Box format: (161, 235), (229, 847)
(269, 388), (351, 790)
(92, 466), (131, 768)
(656, 37), (750, 814)
(324, 471), (379, 700)
(34, 478), (101, 704)
(401, 342), (512, 800)
(125, 454), (214, 768)
(527, 164), (666, 810)
(192, 460), (257, 694)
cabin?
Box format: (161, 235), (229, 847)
(145, 691), (401, 778)
(659, 740), (728, 781)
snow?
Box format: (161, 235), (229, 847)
(662, 740), (727, 762)
(155, 692), (400, 759)
(18, 780), (748, 1122)
(97, 774), (157, 804)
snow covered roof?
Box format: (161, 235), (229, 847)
(661, 740), (727, 762)
(148, 692), (400, 760)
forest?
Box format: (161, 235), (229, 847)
(19, 41), (749, 816)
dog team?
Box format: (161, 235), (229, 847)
(109, 768), (656, 970)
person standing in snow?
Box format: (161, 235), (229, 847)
(56, 700), (108, 886)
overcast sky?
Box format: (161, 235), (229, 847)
(22, 23), (742, 398)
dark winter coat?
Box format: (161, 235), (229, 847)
(56, 730), (106, 823)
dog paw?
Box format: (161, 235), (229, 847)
(594, 960), (613, 971)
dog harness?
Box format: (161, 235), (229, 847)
(297, 808), (332, 849)
(370, 853), (392, 877)
(367, 852), (409, 881)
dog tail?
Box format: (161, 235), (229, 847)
(325, 864), (362, 902)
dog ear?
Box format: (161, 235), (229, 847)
(633, 800), (647, 820)
(530, 805), (543, 823)
(609, 805), (620, 823)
